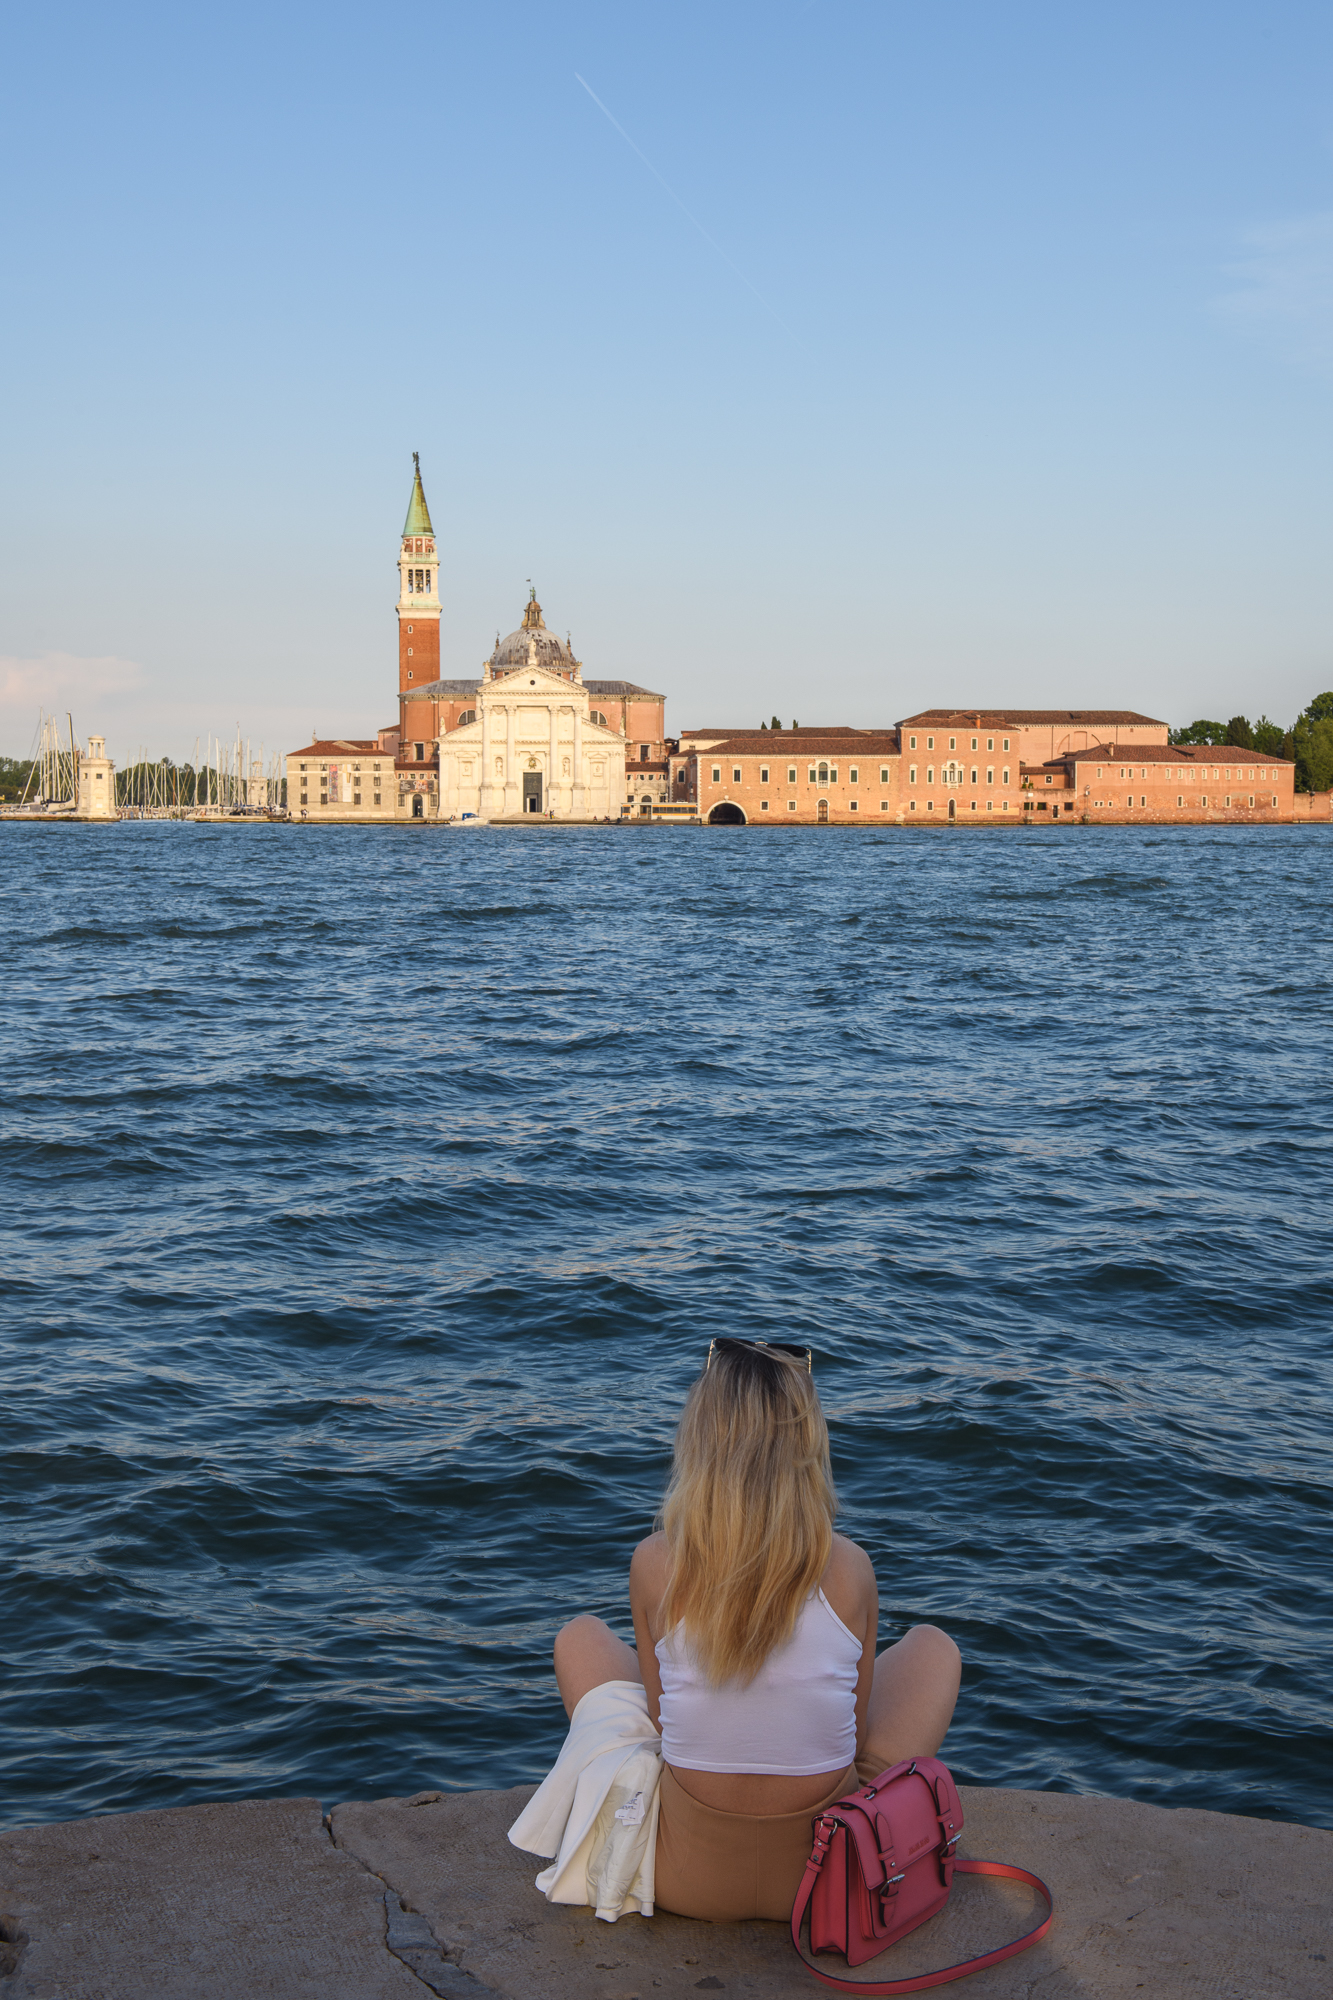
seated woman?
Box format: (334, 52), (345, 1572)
(553, 1338), (962, 1922)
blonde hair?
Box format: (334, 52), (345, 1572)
(658, 1342), (836, 1686)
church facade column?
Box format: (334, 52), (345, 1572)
(572, 706), (584, 817)
(506, 703), (516, 815)
(481, 701), (493, 816)
(548, 703), (559, 815)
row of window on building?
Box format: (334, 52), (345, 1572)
(1088, 794), (1273, 809)
(708, 761), (1015, 789)
(907, 734), (1012, 752)
(1095, 766), (1280, 780)
(709, 762), (895, 785)
(299, 786), (384, 805)
(908, 766), (1010, 786)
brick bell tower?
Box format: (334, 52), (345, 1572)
(398, 453), (440, 694)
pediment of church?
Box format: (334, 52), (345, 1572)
(485, 662), (587, 699)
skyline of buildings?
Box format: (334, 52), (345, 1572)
(281, 463), (1320, 827)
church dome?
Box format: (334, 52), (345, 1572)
(490, 592), (578, 678)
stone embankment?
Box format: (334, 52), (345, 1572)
(1, 1785), (1327, 1999)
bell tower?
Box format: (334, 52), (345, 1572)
(398, 453), (440, 694)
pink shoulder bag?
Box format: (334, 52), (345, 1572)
(789, 1757), (1053, 1994)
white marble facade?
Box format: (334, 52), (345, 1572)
(438, 657), (626, 820)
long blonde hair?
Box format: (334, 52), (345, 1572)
(658, 1341), (836, 1685)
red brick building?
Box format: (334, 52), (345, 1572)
(1024, 743), (1296, 823)
(681, 729), (904, 823)
(674, 714), (1302, 827)
(899, 708), (1168, 764)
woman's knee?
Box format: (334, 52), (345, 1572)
(905, 1623), (962, 1674)
(553, 1613), (607, 1666)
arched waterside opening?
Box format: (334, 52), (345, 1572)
(708, 802), (747, 825)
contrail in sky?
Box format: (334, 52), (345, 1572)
(574, 72), (799, 343)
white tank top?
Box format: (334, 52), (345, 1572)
(655, 1589), (861, 1775)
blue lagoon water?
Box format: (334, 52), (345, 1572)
(1, 822), (1330, 1831)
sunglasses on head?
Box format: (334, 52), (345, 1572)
(707, 1337), (813, 1374)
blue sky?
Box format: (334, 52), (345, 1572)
(3, 1), (1333, 759)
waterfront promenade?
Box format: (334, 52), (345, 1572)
(2, 1783), (1327, 1997)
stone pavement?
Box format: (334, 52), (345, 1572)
(1, 1784), (1328, 1999)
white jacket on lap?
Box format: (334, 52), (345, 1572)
(507, 1679), (662, 1920)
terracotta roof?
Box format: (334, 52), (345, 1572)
(1066, 744), (1291, 767)
(899, 708), (1166, 727)
(684, 725), (868, 738)
(694, 730), (901, 754)
(288, 740), (387, 758)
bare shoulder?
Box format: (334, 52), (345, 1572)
(630, 1531), (668, 1586)
(828, 1533), (875, 1585)
(630, 1532), (668, 1644)
(823, 1534), (877, 1626)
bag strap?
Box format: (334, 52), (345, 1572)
(789, 1849), (1054, 1995)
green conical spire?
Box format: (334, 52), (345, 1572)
(402, 451), (434, 536)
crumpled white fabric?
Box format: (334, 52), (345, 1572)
(507, 1678), (662, 1920)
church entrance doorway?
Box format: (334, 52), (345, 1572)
(412, 795), (423, 819)
(707, 802), (746, 825)
(817, 798), (829, 823)
(523, 772), (543, 813)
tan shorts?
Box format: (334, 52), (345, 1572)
(653, 1761), (863, 1923)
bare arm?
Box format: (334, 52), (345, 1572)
(629, 1531), (668, 1731)
(821, 1533), (879, 1757)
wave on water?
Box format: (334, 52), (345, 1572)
(0, 821), (1330, 1830)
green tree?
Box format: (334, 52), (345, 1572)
(0, 756), (37, 800)
(1253, 715), (1285, 756)
(1169, 719), (1227, 745)
(771, 715), (782, 731)
(1224, 715), (1254, 749)
(1291, 693), (1333, 792)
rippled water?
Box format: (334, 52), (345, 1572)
(1, 821), (1330, 1833)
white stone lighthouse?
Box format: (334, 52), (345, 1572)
(77, 736), (117, 819)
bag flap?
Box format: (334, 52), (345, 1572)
(833, 1774), (942, 1892)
